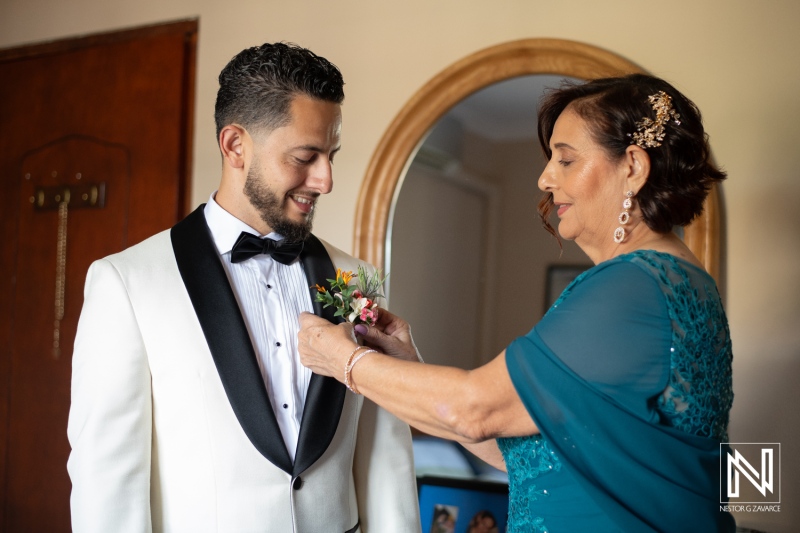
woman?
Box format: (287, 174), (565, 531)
(298, 74), (735, 532)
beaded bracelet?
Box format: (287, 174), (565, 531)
(344, 345), (365, 369)
(345, 349), (377, 395)
(343, 345), (367, 392)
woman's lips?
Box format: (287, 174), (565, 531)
(556, 203), (570, 217)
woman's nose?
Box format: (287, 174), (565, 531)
(538, 164), (554, 192)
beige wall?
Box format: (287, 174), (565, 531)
(459, 130), (590, 355)
(3, 1), (798, 530)
(390, 161), (491, 369)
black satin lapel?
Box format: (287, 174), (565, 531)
(303, 234), (340, 324)
(293, 234), (347, 476)
(171, 206), (292, 474)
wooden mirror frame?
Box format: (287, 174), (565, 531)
(353, 38), (720, 279)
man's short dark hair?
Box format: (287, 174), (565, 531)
(214, 42), (345, 139)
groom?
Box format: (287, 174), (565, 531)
(67, 42), (420, 532)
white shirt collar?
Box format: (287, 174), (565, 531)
(203, 192), (284, 255)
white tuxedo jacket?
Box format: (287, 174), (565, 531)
(67, 206), (421, 533)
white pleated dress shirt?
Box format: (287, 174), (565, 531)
(204, 195), (313, 461)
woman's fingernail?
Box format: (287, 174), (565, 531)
(354, 324), (368, 336)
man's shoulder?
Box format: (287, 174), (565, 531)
(100, 229), (174, 270)
(314, 235), (374, 272)
(81, 229), (178, 293)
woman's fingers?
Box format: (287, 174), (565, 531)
(354, 321), (420, 362)
(298, 311), (329, 331)
(298, 313), (363, 378)
(356, 323), (398, 354)
(374, 308), (408, 336)
(298, 312), (339, 376)
(298, 309), (420, 370)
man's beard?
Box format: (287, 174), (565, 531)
(243, 167), (314, 242)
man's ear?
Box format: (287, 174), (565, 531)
(622, 144), (651, 194)
(219, 124), (248, 170)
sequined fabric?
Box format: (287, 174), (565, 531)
(497, 435), (560, 532)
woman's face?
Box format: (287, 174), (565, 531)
(538, 107), (627, 251)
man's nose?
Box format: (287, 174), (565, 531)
(309, 159), (333, 194)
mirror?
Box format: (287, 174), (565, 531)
(354, 39), (721, 368)
(388, 74), (590, 369)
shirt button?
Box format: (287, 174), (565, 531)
(276, 341), (281, 347)
(266, 284), (272, 289)
(283, 403), (288, 409)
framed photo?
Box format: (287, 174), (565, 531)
(544, 264), (591, 313)
(418, 475), (508, 533)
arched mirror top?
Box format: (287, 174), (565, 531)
(354, 37), (720, 280)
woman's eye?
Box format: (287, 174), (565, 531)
(558, 159), (572, 167)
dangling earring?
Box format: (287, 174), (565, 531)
(613, 190), (634, 243)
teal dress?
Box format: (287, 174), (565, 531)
(497, 251), (735, 532)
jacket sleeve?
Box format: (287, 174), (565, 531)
(353, 399), (421, 532)
(67, 259), (153, 533)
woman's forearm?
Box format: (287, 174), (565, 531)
(348, 349), (538, 442)
(296, 313), (538, 441)
(350, 353), (487, 442)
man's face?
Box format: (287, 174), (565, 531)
(244, 94), (341, 241)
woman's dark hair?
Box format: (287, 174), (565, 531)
(214, 42), (344, 138)
(536, 73), (725, 237)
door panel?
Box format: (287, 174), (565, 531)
(0, 20), (197, 532)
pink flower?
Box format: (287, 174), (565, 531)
(360, 306), (378, 325)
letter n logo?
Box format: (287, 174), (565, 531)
(722, 443), (780, 504)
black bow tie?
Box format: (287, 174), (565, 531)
(230, 232), (304, 265)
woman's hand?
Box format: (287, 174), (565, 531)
(353, 308), (422, 363)
(298, 312), (359, 380)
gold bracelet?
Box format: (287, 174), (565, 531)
(345, 349), (377, 395)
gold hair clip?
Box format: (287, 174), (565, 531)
(629, 91), (681, 148)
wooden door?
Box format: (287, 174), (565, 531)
(0, 20), (197, 532)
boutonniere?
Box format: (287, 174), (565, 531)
(314, 265), (387, 325)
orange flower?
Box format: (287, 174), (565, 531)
(314, 284), (327, 293)
(336, 268), (354, 285)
